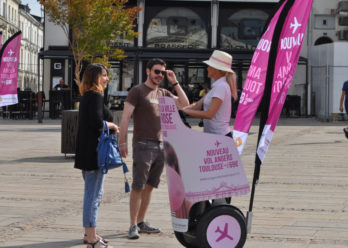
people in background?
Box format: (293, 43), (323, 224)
(339, 80), (348, 139)
(54, 78), (70, 91)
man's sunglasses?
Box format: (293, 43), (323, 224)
(154, 69), (166, 76)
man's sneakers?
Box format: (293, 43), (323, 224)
(137, 221), (160, 233)
(128, 224), (139, 239)
(128, 222), (160, 239)
(344, 128), (348, 139)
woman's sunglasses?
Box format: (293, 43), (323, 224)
(154, 69), (166, 76)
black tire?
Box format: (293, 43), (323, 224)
(196, 205), (247, 248)
(174, 231), (199, 248)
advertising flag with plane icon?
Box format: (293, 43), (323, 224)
(232, 0), (288, 155)
(0, 31), (22, 107)
(232, 0), (313, 232)
(233, 0), (313, 160)
(256, 0), (313, 163)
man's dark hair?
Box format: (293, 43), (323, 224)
(146, 58), (166, 70)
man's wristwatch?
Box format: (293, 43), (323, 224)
(172, 81), (179, 87)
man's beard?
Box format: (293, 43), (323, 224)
(150, 74), (162, 86)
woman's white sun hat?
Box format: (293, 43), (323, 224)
(203, 50), (233, 73)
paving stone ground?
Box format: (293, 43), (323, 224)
(0, 117), (347, 248)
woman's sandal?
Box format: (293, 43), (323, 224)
(83, 234), (109, 244)
(86, 239), (110, 248)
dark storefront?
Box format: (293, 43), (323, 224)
(104, 0), (278, 109)
(41, 0), (279, 111)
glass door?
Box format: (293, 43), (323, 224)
(188, 65), (207, 103)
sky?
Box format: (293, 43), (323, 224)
(21, 0), (42, 17)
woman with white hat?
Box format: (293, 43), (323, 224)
(183, 50), (238, 137)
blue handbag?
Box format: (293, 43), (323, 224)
(97, 121), (130, 192)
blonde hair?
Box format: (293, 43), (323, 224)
(221, 70), (238, 101)
(79, 63), (108, 96)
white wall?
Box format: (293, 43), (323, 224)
(44, 15), (68, 49)
(310, 42), (348, 119)
(332, 42), (348, 113)
(311, 0), (340, 46)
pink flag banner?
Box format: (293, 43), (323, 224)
(233, 0), (288, 155)
(257, 0), (313, 162)
(0, 31), (22, 107)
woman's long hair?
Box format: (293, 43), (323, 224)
(223, 70), (238, 101)
(79, 63), (108, 95)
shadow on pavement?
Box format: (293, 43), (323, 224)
(1, 234), (129, 248)
(1, 239), (82, 248)
(2, 156), (74, 164)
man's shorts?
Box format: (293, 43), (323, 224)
(132, 140), (164, 190)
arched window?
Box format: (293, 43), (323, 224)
(314, 36), (333, 46)
(220, 9), (269, 51)
(146, 7), (208, 49)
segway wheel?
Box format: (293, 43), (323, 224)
(174, 231), (199, 248)
(196, 205), (247, 248)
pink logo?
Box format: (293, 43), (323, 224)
(7, 49), (14, 56)
(290, 17), (301, 34)
(215, 223), (233, 242)
(214, 140), (221, 147)
(207, 215), (241, 247)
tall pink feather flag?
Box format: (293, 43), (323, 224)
(0, 31), (22, 107)
(233, 0), (289, 155)
(257, 0), (313, 162)
(232, 0), (314, 231)
(233, 0), (313, 162)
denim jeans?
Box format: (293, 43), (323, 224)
(82, 169), (105, 227)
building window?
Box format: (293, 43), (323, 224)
(108, 66), (121, 96)
(108, 61), (135, 94)
(219, 8), (269, 51)
(315, 15), (335, 29)
(2, 2), (5, 17)
(146, 7), (208, 49)
(111, 34), (135, 48)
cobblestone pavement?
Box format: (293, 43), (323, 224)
(0, 117), (347, 248)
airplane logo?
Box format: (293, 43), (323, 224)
(8, 49), (15, 56)
(290, 17), (301, 34)
(215, 223), (233, 242)
(214, 140), (221, 147)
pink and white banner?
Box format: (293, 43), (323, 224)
(233, 0), (288, 155)
(257, 0), (313, 162)
(159, 96), (249, 232)
(233, 0), (313, 160)
(0, 31), (22, 107)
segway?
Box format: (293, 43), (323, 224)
(159, 97), (250, 248)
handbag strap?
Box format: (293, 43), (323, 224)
(103, 143), (111, 174)
(100, 121), (110, 140)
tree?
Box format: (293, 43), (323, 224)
(40, 0), (140, 86)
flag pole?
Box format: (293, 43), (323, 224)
(246, 0), (295, 233)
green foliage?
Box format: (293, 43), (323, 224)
(40, 0), (140, 85)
